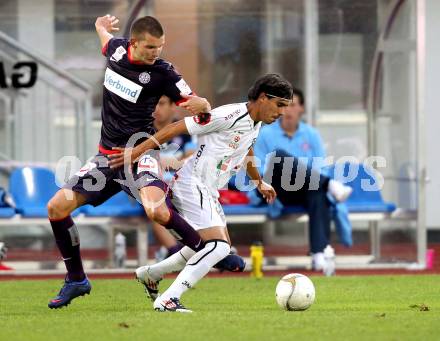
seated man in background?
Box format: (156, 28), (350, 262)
(251, 87), (352, 270)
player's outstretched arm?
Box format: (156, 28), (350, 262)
(245, 148), (276, 204)
(178, 93), (211, 114)
(95, 14), (120, 49)
(108, 120), (189, 168)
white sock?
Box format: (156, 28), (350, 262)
(312, 252), (326, 271)
(160, 240), (230, 300)
(148, 246), (196, 280)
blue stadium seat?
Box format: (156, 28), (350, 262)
(81, 191), (144, 217)
(329, 163), (396, 213)
(224, 163), (396, 218)
(280, 205), (307, 215)
(8, 167), (80, 217)
(223, 204), (269, 215)
(0, 207), (15, 218)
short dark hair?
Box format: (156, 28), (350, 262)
(130, 16), (164, 39)
(292, 87), (305, 106)
(247, 73), (293, 101)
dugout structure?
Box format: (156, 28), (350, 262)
(301, 0), (426, 267)
(0, 0), (429, 270)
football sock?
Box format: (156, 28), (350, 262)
(164, 208), (204, 252)
(167, 243), (183, 257)
(160, 240), (230, 300)
(148, 246), (196, 280)
(49, 216), (85, 281)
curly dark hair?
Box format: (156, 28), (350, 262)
(247, 73), (293, 101)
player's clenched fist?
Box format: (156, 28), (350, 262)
(178, 93), (211, 115)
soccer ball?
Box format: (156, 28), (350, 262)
(275, 273), (315, 311)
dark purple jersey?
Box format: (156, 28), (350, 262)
(100, 38), (193, 149)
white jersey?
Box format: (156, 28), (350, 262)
(169, 102), (261, 230)
(177, 102), (261, 198)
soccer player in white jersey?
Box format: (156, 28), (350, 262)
(109, 73), (293, 312)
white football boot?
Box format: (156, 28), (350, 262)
(135, 265), (162, 301)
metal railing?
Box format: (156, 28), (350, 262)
(0, 31), (93, 165)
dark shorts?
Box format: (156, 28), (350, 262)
(64, 152), (168, 206)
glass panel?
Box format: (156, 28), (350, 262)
(54, 1), (137, 115)
(370, 0), (417, 263)
(316, 0), (418, 263)
(318, 0), (378, 111)
(0, 0), (421, 268)
(197, 0), (304, 106)
(316, 0), (379, 161)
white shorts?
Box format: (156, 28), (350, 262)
(169, 177), (226, 231)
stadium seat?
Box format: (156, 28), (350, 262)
(222, 204), (269, 215)
(0, 207), (15, 218)
(8, 167), (80, 217)
(81, 191), (144, 217)
(278, 163), (396, 215)
(0, 198), (15, 217)
(280, 205), (308, 215)
(223, 162), (396, 218)
(329, 162), (396, 213)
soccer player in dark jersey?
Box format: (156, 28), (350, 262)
(46, 14), (225, 309)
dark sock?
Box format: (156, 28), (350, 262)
(163, 208), (204, 252)
(49, 216), (85, 281)
(214, 254), (246, 272)
(167, 243), (183, 257)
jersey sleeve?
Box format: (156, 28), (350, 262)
(102, 37), (117, 57)
(162, 66), (193, 104)
(102, 38), (128, 59)
(101, 40), (109, 56)
(184, 111), (230, 136)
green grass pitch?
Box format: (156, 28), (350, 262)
(0, 275), (438, 341)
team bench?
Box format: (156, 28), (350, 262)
(0, 166), (414, 267)
(223, 163), (413, 260)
